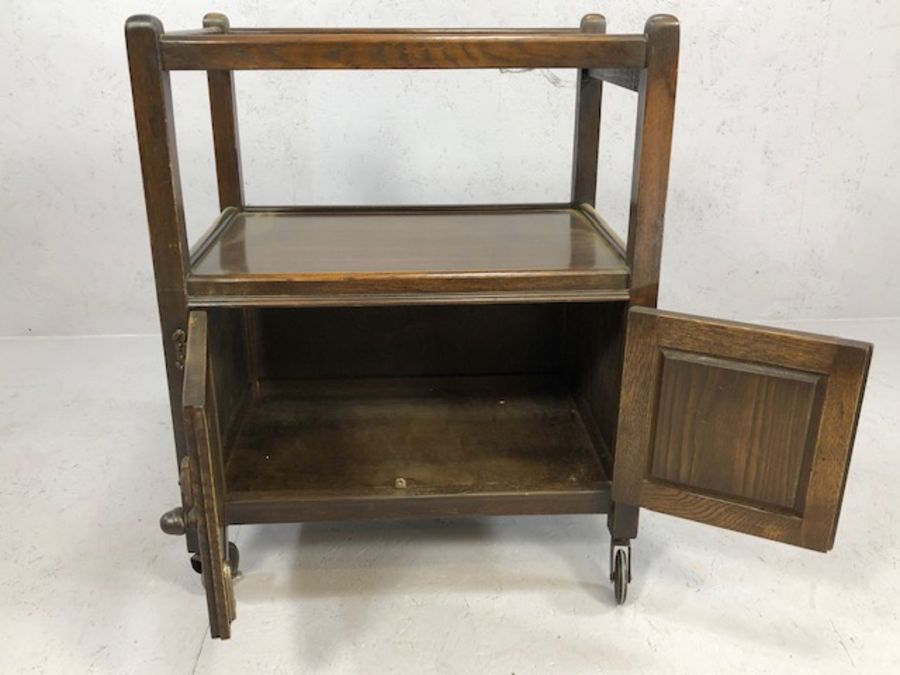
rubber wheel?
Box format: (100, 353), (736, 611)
(228, 541), (240, 574)
(190, 543), (239, 575)
(613, 549), (628, 605)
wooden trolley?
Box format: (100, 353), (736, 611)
(127, 13), (871, 638)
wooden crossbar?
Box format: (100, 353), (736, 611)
(159, 30), (648, 71)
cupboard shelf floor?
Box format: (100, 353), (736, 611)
(223, 376), (611, 523)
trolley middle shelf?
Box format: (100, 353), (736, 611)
(187, 204), (629, 307)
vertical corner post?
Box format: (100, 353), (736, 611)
(203, 13), (244, 210)
(626, 15), (679, 308)
(125, 15), (191, 464)
(571, 13), (607, 206)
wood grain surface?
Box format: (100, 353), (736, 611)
(160, 30), (647, 71)
(187, 206), (630, 305)
(613, 307), (872, 552)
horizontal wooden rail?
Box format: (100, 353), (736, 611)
(159, 31), (648, 70)
(227, 28), (589, 35)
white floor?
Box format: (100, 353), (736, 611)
(0, 318), (898, 674)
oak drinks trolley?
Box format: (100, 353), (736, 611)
(127, 13), (871, 639)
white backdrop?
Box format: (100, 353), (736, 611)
(1, 1), (898, 336)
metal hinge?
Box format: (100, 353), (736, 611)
(172, 328), (187, 370)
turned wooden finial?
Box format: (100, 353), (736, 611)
(203, 13), (230, 31)
(580, 14), (606, 33)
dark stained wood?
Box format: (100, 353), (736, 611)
(188, 206), (238, 262)
(183, 305), (617, 526)
(221, 376), (609, 522)
(566, 301), (641, 541)
(571, 14), (606, 205)
(227, 489), (609, 524)
(626, 15), (679, 308)
(579, 203), (626, 257)
(613, 307), (872, 552)
(125, 15), (195, 551)
(203, 13), (244, 210)
(194, 27), (590, 35)
(182, 311), (235, 639)
(193, 289), (630, 309)
(192, 207), (623, 274)
(125, 15), (190, 451)
(567, 301), (627, 473)
(201, 13), (258, 438)
(252, 304), (566, 380)
(206, 308), (251, 463)
(607, 501), (640, 541)
(652, 350), (825, 511)
(160, 31), (648, 71)
(187, 206), (630, 305)
(129, 12), (873, 626)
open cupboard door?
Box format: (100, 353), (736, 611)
(613, 307), (871, 552)
(181, 311), (237, 638)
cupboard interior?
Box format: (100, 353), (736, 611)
(205, 302), (626, 519)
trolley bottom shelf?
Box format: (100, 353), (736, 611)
(223, 376), (611, 524)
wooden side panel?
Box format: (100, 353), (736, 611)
(253, 304), (567, 380)
(207, 309), (250, 459)
(613, 307), (871, 552)
(568, 302), (627, 474)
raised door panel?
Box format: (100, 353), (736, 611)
(613, 307), (871, 551)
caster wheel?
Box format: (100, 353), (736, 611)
(228, 541), (240, 575)
(610, 540), (632, 605)
(190, 543), (239, 575)
(613, 549), (629, 605)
